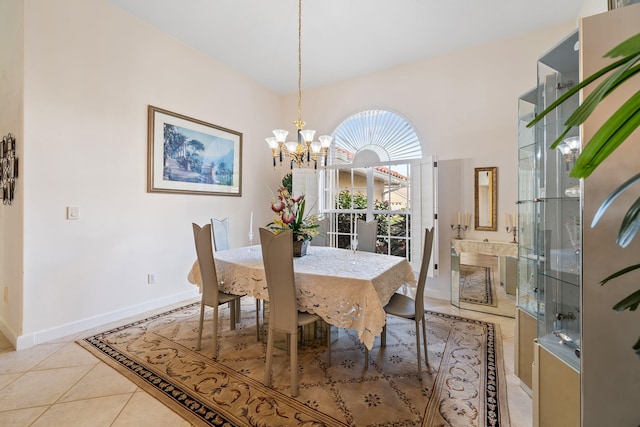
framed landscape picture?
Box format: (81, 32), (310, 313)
(147, 106), (242, 196)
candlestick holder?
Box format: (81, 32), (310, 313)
(506, 226), (518, 244)
(451, 224), (468, 240)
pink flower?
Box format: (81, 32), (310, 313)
(271, 200), (285, 213)
(281, 211), (295, 224)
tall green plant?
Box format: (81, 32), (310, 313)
(527, 32), (640, 355)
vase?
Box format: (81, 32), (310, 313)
(293, 238), (310, 257)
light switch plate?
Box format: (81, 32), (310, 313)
(67, 206), (79, 220)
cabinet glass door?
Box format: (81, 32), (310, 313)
(534, 30), (582, 371)
(517, 89), (538, 316)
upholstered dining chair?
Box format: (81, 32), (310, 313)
(357, 219), (378, 253)
(259, 227), (332, 397)
(210, 217), (262, 340)
(381, 227), (434, 377)
(192, 223), (243, 359)
(211, 217), (230, 251)
(310, 217), (329, 247)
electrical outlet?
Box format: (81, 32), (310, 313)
(147, 273), (156, 285)
(66, 206), (79, 220)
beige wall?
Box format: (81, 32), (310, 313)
(290, 21), (577, 298)
(4, 0), (281, 347)
(578, 0), (608, 18)
(0, 0), (596, 347)
(581, 5), (640, 425)
(0, 0), (25, 343)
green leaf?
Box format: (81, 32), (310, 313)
(602, 63), (640, 96)
(570, 90), (640, 178)
(294, 198), (306, 232)
(551, 62), (640, 142)
(564, 54), (640, 128)
(550, 127), (572, 150)
(612, 289), (640, 312)
(600, 263), (640, 285)
(617, 197), (640, 248)
(591, 172), (640, 227)
(526, 55), (635, 128)
(605, 32), (640, 58)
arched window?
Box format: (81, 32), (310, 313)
(313, 109), (437, 273)
(333, 109), (422, 164)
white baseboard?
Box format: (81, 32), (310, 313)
(424, 288), (450, 302)
(15, 289), (199, 350)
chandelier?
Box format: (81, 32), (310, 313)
(557, 136), (581, 171)
(265, 0), (332, 170)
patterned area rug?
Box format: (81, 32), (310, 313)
(460, 265), (496, 307)
(78, 301), (510, 426)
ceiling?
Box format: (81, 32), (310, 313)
(107, 0), (582, 95)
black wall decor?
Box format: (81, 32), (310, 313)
(1, 133), (18, 205)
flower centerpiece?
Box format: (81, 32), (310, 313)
(268, 186), (319, 256)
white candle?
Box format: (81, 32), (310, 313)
(451, 213), (455, 225)
(458, 211), (461, 226)
(249, 211), (253, 233)
(465, 212), (470, 227)
(505, 213), (510, 228)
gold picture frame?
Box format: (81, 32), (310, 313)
(608, 0), (640, 9)
(147, 106), (242, 196)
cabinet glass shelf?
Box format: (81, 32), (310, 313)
(516, 29), (582, 370)
(538, 334), (580, 372)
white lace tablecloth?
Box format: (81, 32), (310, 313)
(187, 246), (416, 349)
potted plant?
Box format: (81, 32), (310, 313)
(527, 32), (640, 355)
(267, 185), (320, 256)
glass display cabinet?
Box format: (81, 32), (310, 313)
(515, 88), (539, 392)
(517, 87), (538, 319)
(516, 30), (582, 416)
(534, 29), (581, 372)
(519, 9), (639, 424)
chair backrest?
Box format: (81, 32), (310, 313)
(310, 217), (329, 247)
(357, 219), (378, 253)
(414, 227), (435, 321)
(192, 223), (220, 307)
(211, 217), (230, 251)
(259, 228), (298, 333)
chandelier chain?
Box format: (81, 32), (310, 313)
(265, 0), (332, 170)
(297, 0), (302, 125)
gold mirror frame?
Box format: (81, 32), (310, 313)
(474, 167), (497, 231)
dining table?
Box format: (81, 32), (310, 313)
(187, 245), (416, 350)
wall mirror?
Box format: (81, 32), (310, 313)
(474, 167), (497, 231)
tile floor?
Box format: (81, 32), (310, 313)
(0, 297), (532, 426)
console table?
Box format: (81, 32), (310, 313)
(451, 239), (518, 317)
